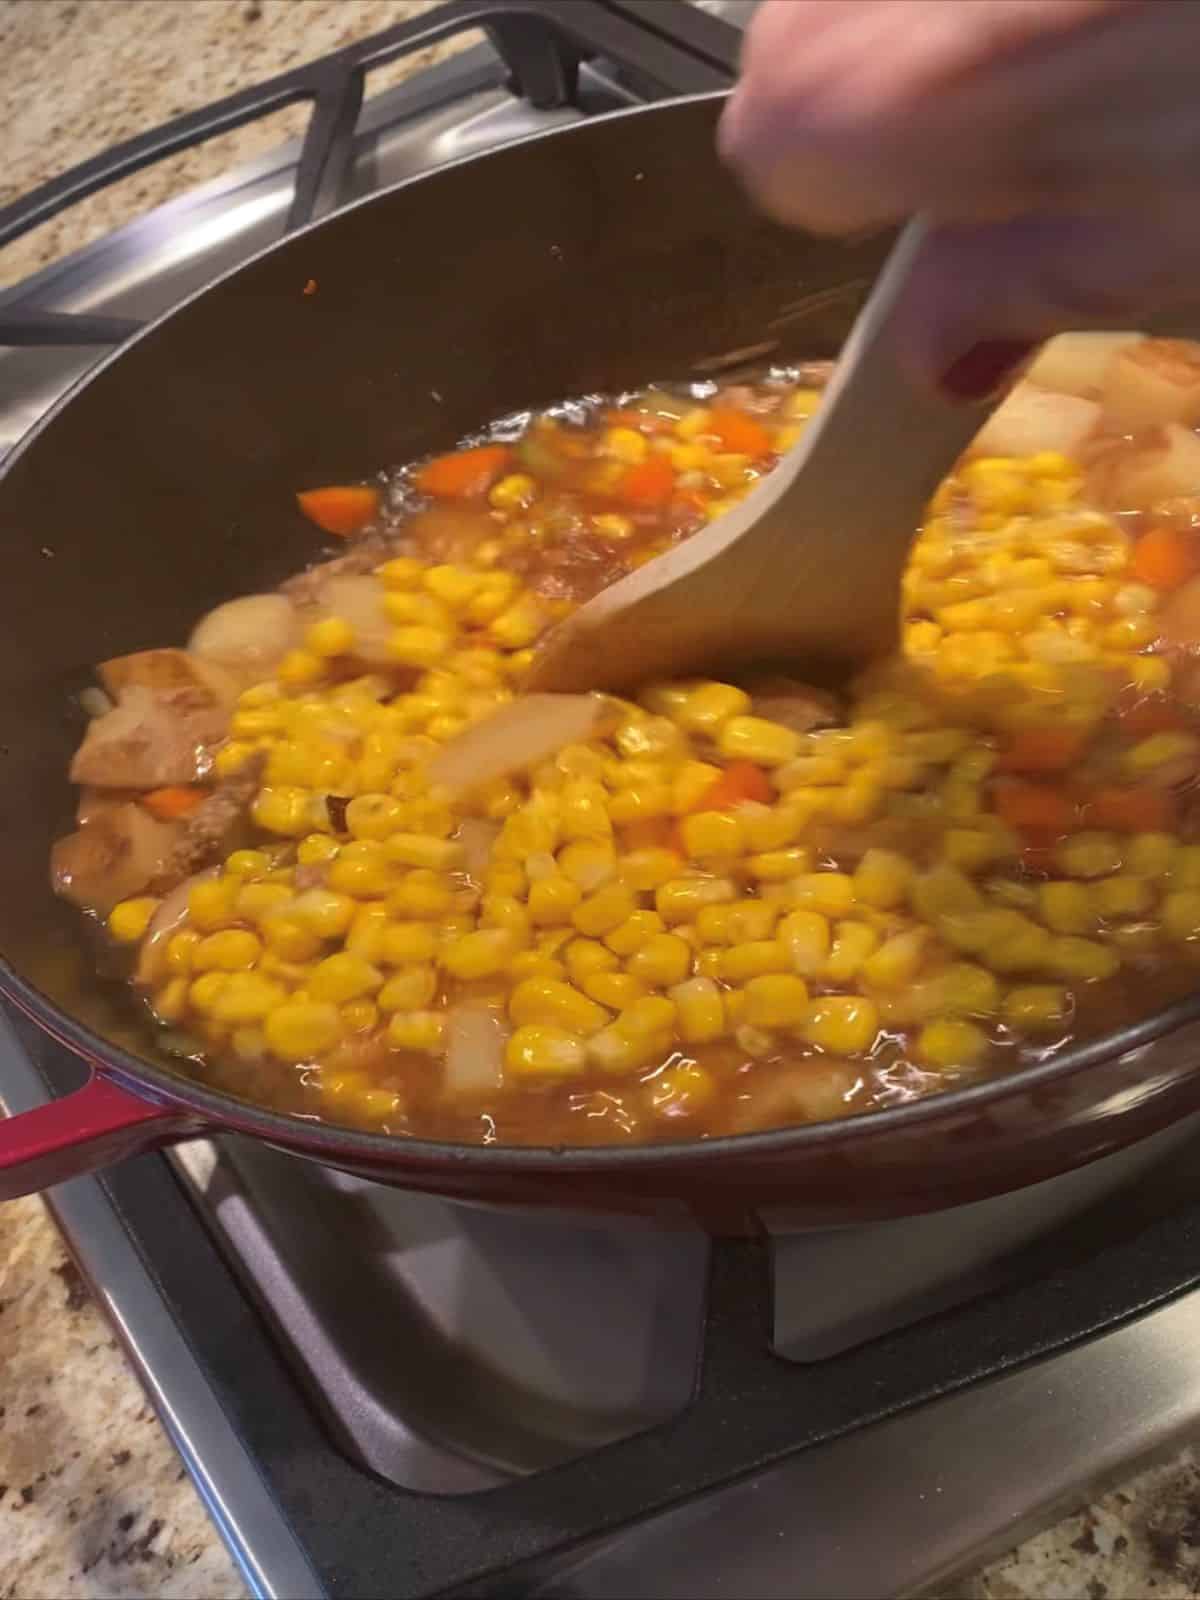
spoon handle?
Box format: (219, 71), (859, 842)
(789, 217), (990, 538)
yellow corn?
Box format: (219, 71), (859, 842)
(265, 1001), (343, 1060)
(742, 974), (810, 1028)
(192, 929), (262, 972)
(670, 976), (726, 1044)
(387, 1010), (447, 1054)
(801, 995), (880, 1055)
(853, 849), (914, 910)
(108, 897), (160, 944)
(777, 910), (831, 977)
(628, 932), (692, 986)
(573, 882), (639, 937)
(505, 1024), (587, 1078)
(717, 715), (800, 767)
(1045, 936), (1119, 981)
(917, 1018), (989, 1070)
(440, 929), (519, 979)
(508, 977), (609, 1033)
(605, 910), (667, 955)
(306, 616), (356, 658)
(378, 966), (438, 1012)
(788, 873), (855, 917)
(720, 940), (791, 981)
(861, 928), (927, 989)
(824, 921), (880, 983)
(680, 810), (744, 860)
(1003, 985), (1071, 1034)
(528, 875), (584, 926)
(1039, 881), (1097, 935)
(655, 877), (737, 924)
(582, 971), (646, 1010)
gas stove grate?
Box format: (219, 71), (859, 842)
(0, 0), (736, 348)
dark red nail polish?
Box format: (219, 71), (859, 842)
(940, 339), (1036, 402)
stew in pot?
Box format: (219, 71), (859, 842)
(50, 333), (1200, 1145)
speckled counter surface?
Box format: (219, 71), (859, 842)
(1, 3), (1199, 1598)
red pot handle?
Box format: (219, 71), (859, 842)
(0, 1071), (200, 1200)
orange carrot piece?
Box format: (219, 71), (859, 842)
(993, 779), (1076, 836)
(1131, 526), (1200, 591)
(620, 455), (676, 507)
(142, 786), (206, 821)
(416, 444), (511, 499)
(996, 726), (1088, 775)
(296, 485), (380, 538)
(1085, 785), (1178, 833)
(695, 761), (775, 811)
(707, 407), (773, 459)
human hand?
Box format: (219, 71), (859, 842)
(720, 0), (1200, 395)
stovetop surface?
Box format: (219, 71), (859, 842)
(8, 3), (1200, 1597)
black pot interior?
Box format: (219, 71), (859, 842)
(0, 94), (893, 1082)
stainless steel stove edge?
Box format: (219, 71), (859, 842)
(0, 1022), (323, 1600)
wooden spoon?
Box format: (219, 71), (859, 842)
(529, 220), (996, 696)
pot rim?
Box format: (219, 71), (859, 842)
(5, 90), (1198, 1173)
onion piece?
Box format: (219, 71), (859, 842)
(969, 383), (1100, 460)
(135, 868), (216, 986)
(189, 594), (302, 685)
(443, 1001), (508, 1099)
(429, 693), (610, 796)
(456, 818), (500, 880)
(1103, 339), (1200, 430)
(1101, 423), (1200, 509)
(1025, 333), (1141, 397)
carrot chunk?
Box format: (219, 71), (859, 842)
(620, 456), (676, 507)
(993, 779), (1077, 835)
(1131, 527), (1200, 591)
(707, 407), (773, 459)
(296, 485), (380, 537)
(997, 726), (1088, 775)
(694, 761), (774, 811)
(142, 786), (205, 821)
(1085, 785), (1177, 833)
(416, 445), (511, 499)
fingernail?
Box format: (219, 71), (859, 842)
(940, 339), (1036, 402)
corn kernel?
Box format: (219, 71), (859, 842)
(1125, 731), (1200, 776)
(853, 849), (914, 910)
(824, 921), (880, 983)
(1003, 985), (1071, 1034)
(387, 625), (453, 669)
(789, 873), (856, 917)
(107, 897), (160, 944)
(505, 1023), (587, 1079)
(152, 978), (190, 1024)
(440, 928), (519, 979)
(260, 914), (323, 962)
(308, 952), (383, 1003)
(717, 715), (801, 767)
(861, 928), (928, 989)
(377, 965), (438, 1011)
(1093, 875), (1153, 919)
(680, 810), (744, 860)
(663, 976), (722, 1046)
(672, 682), (751, 735)
(777, 909), (831, 976)
(672, 760), (724, 812)
(210, 973), (286, 1026)
(387, 870), (456, 920)
(720, 940), (791, 980)
(573, 882), (639, 937)
(582, 971), (646, 1009)
(917, 1018), (989, 1070)
(284, 888), (352, 940)
(377, 921), (439, 965)
(628, 932), (692, 986)
(326, 842), (392, 898)
(802, 995), (880, 1055)
(1056, 831), (1123, 879)
(742, 974), (810, 1028)
(1171, 846), (1200, 888)
(265, 1001), (343, 1060)
(192, 929), (262, 972)
(650, 1062), (717, 1117)
(910, 866), (982, 921)
(489, 472), (538, 512)
(1163, 890), (1200, 941)
(602, 910), (665, 956)
(253, 786), (312, 838)
(489, 594), (548, 649)
(1046, 936), (1119, 981)
(387, 1010), (447, 1054)
(565, 938), (619, 984)
(746, 847), (812, 882)
(165, 930), (201, 974)
(297, 833), (341, 866)
(509, 977), (610, 1033)
(306, 616), (356, 658)
(528, 875), (584, 926)
(1037, 881), (1097, 936)
(188, 877), (239, 931)
(213, 740), (256, 777)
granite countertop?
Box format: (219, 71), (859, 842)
(2, 3), (1200, 1597)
